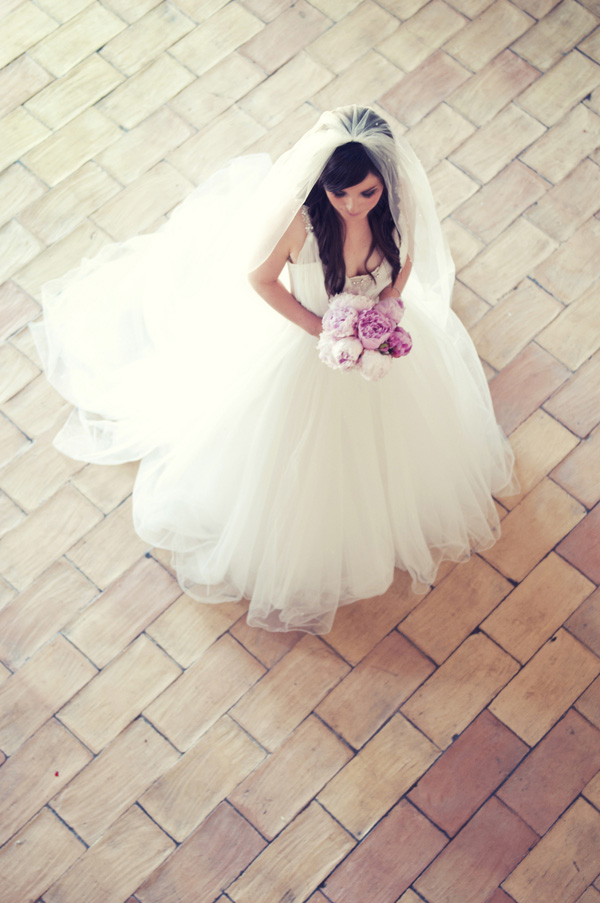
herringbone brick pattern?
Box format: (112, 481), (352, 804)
(0, 0), (599, 900)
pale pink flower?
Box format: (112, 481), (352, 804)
(374, 295), (404, 324)
(360, 350), (393, 381)
(357, 308), (395, 350)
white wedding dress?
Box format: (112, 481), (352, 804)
(33, 155), (515, 635)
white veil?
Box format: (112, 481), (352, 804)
(32, 105), (456, 465)
(247, 105), (455, 326)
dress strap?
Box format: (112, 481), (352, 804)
(301, 205), (314, 233)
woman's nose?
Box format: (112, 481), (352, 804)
(345, 197), (355, 211)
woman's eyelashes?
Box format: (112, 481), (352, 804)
(332, 189), (377, 198)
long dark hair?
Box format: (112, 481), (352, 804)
(305, 141), (401, 296)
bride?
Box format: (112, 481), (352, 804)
(33, 105), (516, 635)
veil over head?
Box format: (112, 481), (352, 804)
(247, 105), (455, 326)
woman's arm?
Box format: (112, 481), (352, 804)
(378, 254), (413, 301)
(248, 213), (323, 338)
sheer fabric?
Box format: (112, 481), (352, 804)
(31, 109), (516, 634)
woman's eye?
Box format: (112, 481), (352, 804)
(362, 190), (376, 198)
(332, 191), (345, 198)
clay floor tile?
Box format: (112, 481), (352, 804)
(323, 799), (447, 903)
(229, 715), (352, 839)
(0, 482), (103, 591)
(502, 799), (600, 903)
(453, 160), (548, 245)
(0, 719), (92, 847)
(400, 555), (512, 664)
(43, 805), (174, 903)
(470, 280), (561, 372)
(536, 282), (600, 371)
(99, 3), (194, 78)
(381, 50), (471, 127)
(451, 280), (490, 329)
(577, 888), (600, 903)
(136, 803), (266, 903)
(402, 633), (519, 749)
(414, 796), (538, 903)
(140, 715), (265, 842)
(0, 633), (97, 755)
(145, 592), (245, 668)
(0, 405), (30, 470)
(409, 709), (528, 836)
(481, 479), (585, 583)
(71, 460), (137, 513)
(498, 708), (600, 835)
(557, 503), (600, 584)
(318, 713), (440, 838)
(231, 634), (349, 750)
(544, 351), (600, 438)
(0, 559), (96, 669)
(406, 103), (476, 173)
(583, 767), (600, 811)
(97, 54), (195, 130)
(59, 634), (182, 754)
(227, 801), (355, 903)
(0, 54), (52, 121)
(229, 616), (303, 667)
(526, 158), (600, 243)
(514, 0), (597, 69)
(316, 631), (434, 748)
(576, 675), (600, 730)
(240, 0), (330, 74)
(489, 343), (570, 436)
(459, 217), (557, 306)
(504, 408), (579, 509)
(0, 281), (40, 342)
(443, 0), (533, 71)
(50, 717), (180, 845)
(567, 588), (600, 657)
(0, 807), (85, 903)
(144, 633), (264, 750)
(64, 556), (182, 667)
(487, 890), (517, 903)
(307, 1), (397, 76)
(490, 629), (600, 745)
(552, 425), (600, 508)
(482, 553), (595, 663)
(518, 50), (600, 128)
(519, 103), (600, 185)
(447, 48), (539, 127)
(449, 105), (546, 186)
(323, 568), (422, 665)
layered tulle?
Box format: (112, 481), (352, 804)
(32, 154), (516, 634)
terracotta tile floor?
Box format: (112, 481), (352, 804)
(0, 1), (599, 901)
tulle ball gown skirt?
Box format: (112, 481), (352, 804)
(31, 158), (516, 635)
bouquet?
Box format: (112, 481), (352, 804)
(317, 292), (412, 381)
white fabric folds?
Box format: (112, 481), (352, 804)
(31, 107), (516, 634)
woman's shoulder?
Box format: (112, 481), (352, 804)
(287, 208), (314, 263)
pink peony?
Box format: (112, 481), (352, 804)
(331, 337), (363, 370)
(387, 326), (413, 358)
(329, 291), (372, 313)
(360, 350), (393, 381)
(357, 308), (395, 350)
(374, 295), (404, 324)
(322, 306), (358, 338)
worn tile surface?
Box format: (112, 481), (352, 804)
(0, 0), (599, 899)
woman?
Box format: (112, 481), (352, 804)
(33, 106), (516, 634)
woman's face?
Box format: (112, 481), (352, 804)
(324, 172), (384, 222)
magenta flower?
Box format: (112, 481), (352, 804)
(357, 309), (395, 350)
(387, 326), (413, 358)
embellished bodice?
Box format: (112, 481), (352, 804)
(287, 206), (393, 317)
